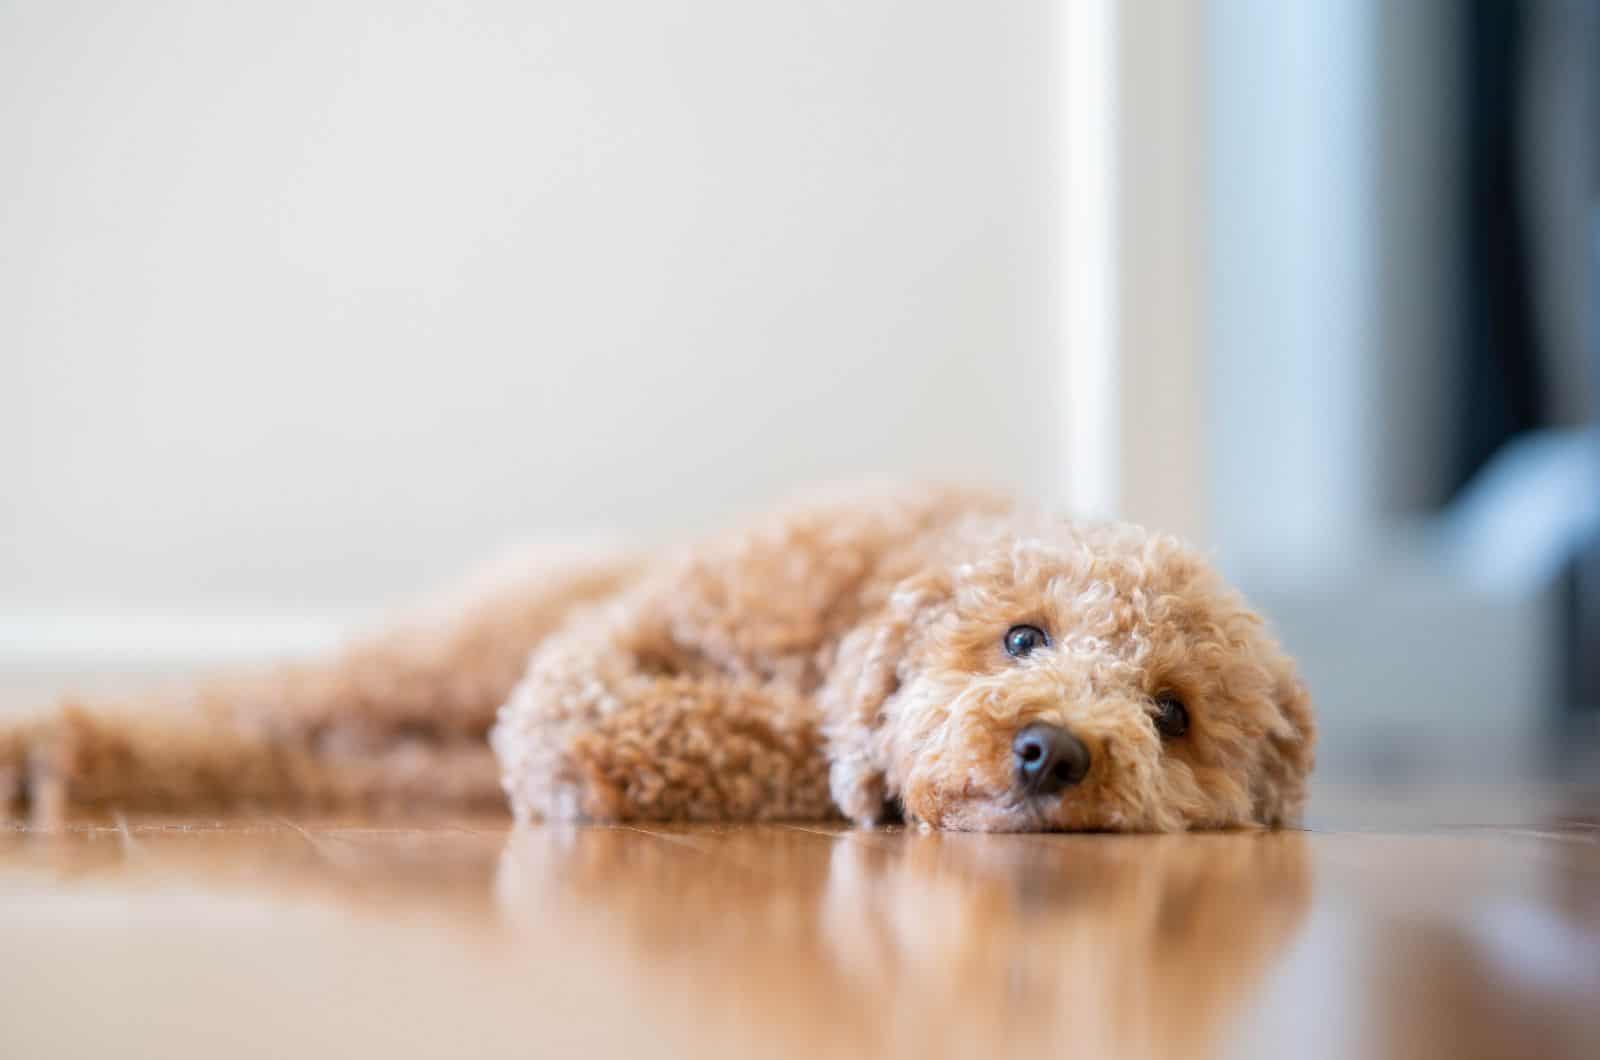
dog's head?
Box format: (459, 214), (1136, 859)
(822, 519), (1314, 832)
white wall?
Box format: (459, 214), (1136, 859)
(1, 1), (1056, 626)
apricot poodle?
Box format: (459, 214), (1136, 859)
(0, 483), (1315, 831)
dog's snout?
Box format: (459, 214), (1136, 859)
(1012, 721), (1090, 796)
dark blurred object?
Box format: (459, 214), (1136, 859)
(1458, 0), (1600, 718)
(1569, 525), (1600, 718)
(1457, 0), (1546, 495)
(1571, 219), (1600, 718)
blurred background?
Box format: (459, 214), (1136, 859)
(2, 0), (1597, 776)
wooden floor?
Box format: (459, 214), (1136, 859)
(0, 772), (1592, 1060)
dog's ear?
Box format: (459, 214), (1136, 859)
(821, 568), (951, 825)
(1248, 650), (1317, 827)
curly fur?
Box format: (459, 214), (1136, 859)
(1, 483), (1315, 831)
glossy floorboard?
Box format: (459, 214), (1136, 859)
(2, 781), (1597, 1060)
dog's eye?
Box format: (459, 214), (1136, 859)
(1003, 625), (1049, 658)
(1153, 695), (1189, 740)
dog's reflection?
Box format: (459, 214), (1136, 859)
(1, 819), (1310, 1057)
(497, 827), (1312, 1059)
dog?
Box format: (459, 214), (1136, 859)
(1, 483), (1315, 831)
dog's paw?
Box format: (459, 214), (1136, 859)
(491, 713), (628, 824)
(0, 714), (80, 825)
(0, 722), (51, 821)
(0, 727), (24, 815)
(533, 729), (638, 823)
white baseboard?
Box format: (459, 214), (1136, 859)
(0, 612), (360, 671)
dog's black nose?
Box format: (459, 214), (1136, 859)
(1013, 722), (1091, 795)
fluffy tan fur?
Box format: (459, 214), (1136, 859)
(1, 483), (1315, 831)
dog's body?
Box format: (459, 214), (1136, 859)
(2, 484), (1315, 831)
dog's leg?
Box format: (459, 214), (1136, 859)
(1, 548), (644, 822)
(0, 704), (504, 823)
(491, 613), (837, 823)
(495, 677), (834, 823)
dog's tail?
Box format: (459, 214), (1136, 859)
(1, 544), (645, 824)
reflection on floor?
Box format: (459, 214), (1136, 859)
(2, 782), (1596, 1060)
